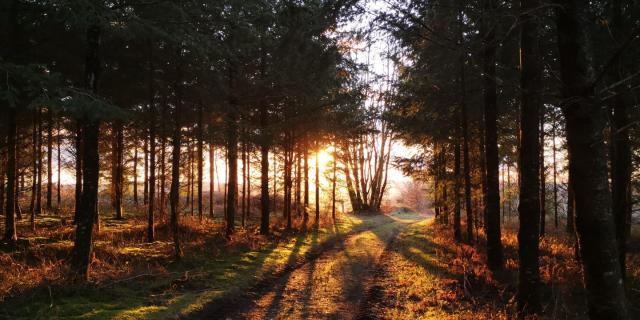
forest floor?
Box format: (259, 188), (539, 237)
(1, 206), (640, 320)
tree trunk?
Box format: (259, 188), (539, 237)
(197, 105), (204, 221)
(332, 146), (337, 220)
(226, 110), (238, 236)
(133, 141), (139, 205)
(147, 55), (156, 242)
(315, 145), (320, 223)
(517, 0), (542, 314)
(241, 133), (247, 227)
(46, 108), (53, 211)
(70, 24), (101, 280)
(4, 106), (18, 243)
(209, 142), (215, 219)
(552, 114), (559, 228)
(481, 0), (503, 271)
(304, 139), (309, 221)
(169, 82), (183, 260)
(144, 135), (148, 205)
(74, 123), (82, 223)
(260, 109), (270, 234)
(556, 1), (628, 317)
(56, 119), (61, 208)
(30, 109), (38, 221)
(609, 0), (632, 282)
(35, 108), (42, 218)
(454, 120), (462, 242)
(539, 106), (546, 236)
(112, 122), (124, 219)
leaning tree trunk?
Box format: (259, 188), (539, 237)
(70, 24), (101, 280)
(481, 0), (503, 271)
(556, 1), (628, 317)
(517, 0), (542, 314)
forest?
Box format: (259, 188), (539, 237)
(1, 0), (639, 319)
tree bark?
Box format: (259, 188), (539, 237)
(169, 82), (182, 260)
(260, 102), (270, 234)
(112, 121), (124, 220)
(46, 108), (53, 211)
(539, 106), (546, 236)
(556, 1), (628, 317)
(517, 0), (542, 314)
(70, 24), (101, 280)
(609, 0), (632, 282)
(481, 0), (503, 271)
(197, 105), (204, 221)
(4, 106), (18, 243)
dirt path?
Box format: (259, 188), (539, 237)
(208, 214), (423, 320)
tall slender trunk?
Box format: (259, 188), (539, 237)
(539, 106), (546, 236)
(30, 109), (38, 219)
(241, 133), (247, 227)
(304, 139), (309, 220)
(332, 146), (337, 220)
(56, 119), (61, 208)
(209, 142), (215, 218)
(112, 122), (124, 219)
(46, 108), (53, 211)
(315, 145), (320, 223)
(295, 147), (301, 218)
(567, 170), (575, 233)
(197, 105), (204, 221)
(35, 108), (42, 219)
(71, 24), (101, 280)
(517, 0), (542, 314)
(272, 152), (277, 214)
(133, 142), (138, 205)
(4, 106), (18, 243)
(481, 0), (503, 270)
(160, 104), (167, 219)
(147, 49), (156, 242)
(260, 102), (270, 234)
(453, 119), (462, 242)
(552, 114), (559, 228)
(170, 81), (183, 260)
(556, 1), (627, 317)
(144, 136), (148, 205)
(226, 110), (238, 236)
(461, 55), (473, 244)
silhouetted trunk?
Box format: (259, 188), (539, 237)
(147, 54), (156, 242)
(56, 119), (61, 208)
(160, 104), (167, 218)
(283, 131), (293, 229)
(461, 57), (473, 244)
(4, 106), (18, 243)
(556, 1), (628, 317)
(304, 139), (309, 220)
(197, 105), (204, 221)
(70, 24), (101, 280)
(331, 146), (337, 220)
(170, 82), (183, 260)
(453, 118), (462, 242)
(567, 172), (575, 233)
(30, 109), (38, 221)
(241, 134), (247, 227)
(552, 115), (558, 228)
(481, 0), (503, 271)
(133, 142), (138, 205)
(74, 123), (82, 223)
(226, 109), (238, 236)
(539, 106), (546, 236)
(517, 0), (542, 314)
(36, 108), (42, 218)
(315, 145), (320, 223)
(609, 0), (631, 281)
(112, 121), (124, 219)
(260, 102), (270, 235)
(46, 108), (53, 211)
(209, 142), (215, 218)
(144, 136), (148, 205)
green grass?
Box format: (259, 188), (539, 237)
(0, 214), (390, 320)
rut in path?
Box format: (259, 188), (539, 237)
(192, 214), (423, 320)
